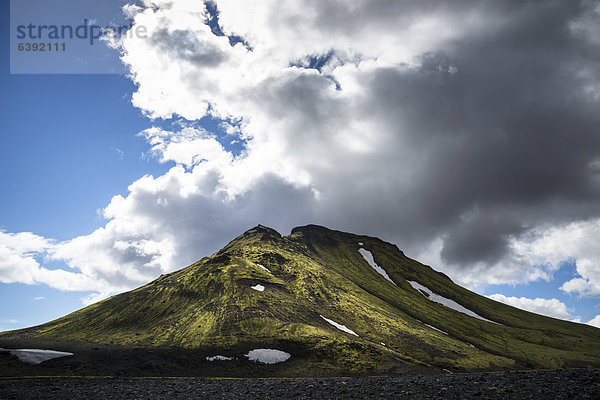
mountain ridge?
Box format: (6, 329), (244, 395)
(1, 224), (599, 376)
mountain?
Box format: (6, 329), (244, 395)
(1, 224), (599, 377)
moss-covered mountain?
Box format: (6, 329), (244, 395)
(2, 224), (600, 376)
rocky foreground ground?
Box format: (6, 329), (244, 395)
(0, 369), (599, 399)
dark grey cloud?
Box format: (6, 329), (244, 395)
(243, 0), (599, 273)
(345, 0), (600, 267)
(228, 0), (600, 269)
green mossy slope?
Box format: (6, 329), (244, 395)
(2, 224), (599, 375)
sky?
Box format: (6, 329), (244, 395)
(1, 0), (600, 331)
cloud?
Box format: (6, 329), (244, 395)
(417, 218), (600, 292)
(487, 294), (574, 320)
(511, 219), (600, 297)
(115, 0), (600, 288)
(140, 127), (233, 169)
(33, 296), (45, 301)
(587, 315), (600, 328)
(122, 3), (143, 19)
(111, 147), (124, 160)
(0, 231), (54, 285)
(0, 231), (108, 301)
(2, 0), (600, 305)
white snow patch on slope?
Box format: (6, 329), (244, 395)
(358, 242), (364, 246)
(206, 355), (235, 361)
(256, 263), (271, 273)
(320, 315), (359, 336)
(245, 349), (290, 364)
(358, 248), (396, 285)
(408, 281), (499, 324)
(251, 284), (265, 292)
(0, 348), (73, 365)
(424, 323), (449, 335)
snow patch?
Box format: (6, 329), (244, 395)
(251, 284), (265, 292)
(380, 342), (386, 346)
(358, 242), (364, 246)
(256, 263), (271, 273)
(0, 348), (73, 365)
(408, 281), (499, 324)
(358, 248), (396, 285)
(206, 355), (235, 361)
(320, 315), (359, 337)
(245, 349), (290, 364)
(424, 323), (449, 335)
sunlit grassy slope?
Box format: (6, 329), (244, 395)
(3, 225), (600, 374)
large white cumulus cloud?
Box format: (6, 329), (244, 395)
(0, 232), (99, 299)
(2, 0), (600, 309)
(487, 293), (600, 329)
(486, 294), (575, 320)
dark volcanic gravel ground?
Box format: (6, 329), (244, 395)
(1, 369), (599, 399)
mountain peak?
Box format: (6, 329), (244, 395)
(245, 224), (282, 237)
(290, 224), (332, 234)
(215, 224), (283, 255)
(232, 224), (283, 243)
